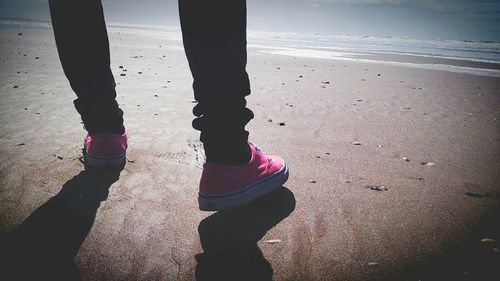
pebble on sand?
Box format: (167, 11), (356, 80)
(120, 73), (126, 76)
(279, 122), (286, 126)
(322, 81), (330, 84)
(13, 85), (19, 88)
(420, 162), (435, 166)
(119, 65), (123, 68)
(367, 185), (388, 191)
(265, 239), (282, 244)
(367, 262), (378, 266)
(352, 142), (361, 145)
(481, 238), (496, 243)
(465, 192), (489, 198)
(309, 180), (316, 183)
(402, 157), (410, 162)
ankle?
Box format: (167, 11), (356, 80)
(204, 142), (251, 165)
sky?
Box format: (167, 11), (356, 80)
(1, 0), (499, 41)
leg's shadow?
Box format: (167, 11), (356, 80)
(195, 186), (296, 281)
(0, 167), (121, 281)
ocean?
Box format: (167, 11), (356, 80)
(2, 17), (500, 76)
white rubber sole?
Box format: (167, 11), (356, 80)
(198, 164), (289, 211)
(84, 151), (126, 168)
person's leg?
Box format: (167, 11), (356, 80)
(179, 0), (253, 165)
(49, 0), (124, 135)
(179, 0), (289, 211)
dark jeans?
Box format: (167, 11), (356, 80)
(48, 0), (253, 164)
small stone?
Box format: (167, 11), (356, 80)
(322, 81), (330, 84)
(325, 152), (330, 155)
(367, 262), (378, 266)
(268, 119), (273, 122)
(481, 238), (496, 243)
(377, 73), (381, 76)
(138, 71), (142, 74)
(420, 162), (436, 166)
(24, 108), (28, 110)
(13, 85), (19, 88)
(154, 94), (158, 97)
(18, 33), (23, 36)
(352, 142), (361, 145)
(402, 107), (411, 110)
(298, 75), (303, 78)
(265, 239), (282, 244)
(17, 143), (25, 146)
(465, 192), (489, 198)
(361, 78), (365, 81)
(277, 67), (280, 69)
(377, 144), (383, 148)
(120, 73), (126, 76)
(315, 156), (321, 159)
(57, 156), (63, 160)
(35, 56), (39, 59)
(279, 122), (286, 126)
(119, 65), (123, 68)
(368, 185), (387, 191)
(402, 157), (409, 162)
(309, 180), (316, 183)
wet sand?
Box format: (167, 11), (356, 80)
(0, 26), (499, 281)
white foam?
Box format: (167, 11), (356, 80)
(252, 45), (500, 77)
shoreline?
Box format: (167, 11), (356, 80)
(1, 17), (499, 72)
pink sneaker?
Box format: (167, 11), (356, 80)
(198, 142), (289, 211)
(84, 133), (128, 168)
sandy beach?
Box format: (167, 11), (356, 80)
(0, 25), (499, 281)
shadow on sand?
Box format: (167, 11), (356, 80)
(0, 167), (121, 281)
(195, 186), (296, 281)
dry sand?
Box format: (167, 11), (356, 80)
(0, 26), (499, 281)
